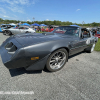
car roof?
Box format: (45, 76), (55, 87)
(59, 26), (81, 28)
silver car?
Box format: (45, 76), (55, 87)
(3, 26), (35, 35)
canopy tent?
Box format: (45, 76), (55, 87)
(1, 24), (6, 25)
(40, 24), (47, 26)
(22, 23), (30, 26)
(9, 23), (16, 26)
(18, 23), (21, 25)
(31, 23), (40, 26)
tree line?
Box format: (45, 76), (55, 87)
(0, 18), (100, 27)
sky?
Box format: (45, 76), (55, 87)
(0, 0), (100, 23)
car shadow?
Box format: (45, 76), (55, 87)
(9, 67), (42, 77)
(9, 51), (86, 77)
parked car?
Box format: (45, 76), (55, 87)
(3, 26), (35, 35)
(0, 26), (98, 72)
(0, 24), (8, 32)
(0, 24), (16, 32)
(94, 31), (100, 38)
(40, 28), (54, 32)
(37, 25), (59, 32)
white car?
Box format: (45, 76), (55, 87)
(3, 26), (35, 35)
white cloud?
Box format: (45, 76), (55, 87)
(3, 15), (9, 18)
(13, 15), (17, 17)
(0, 0), (38, 14)
(0, 13), (19, 20)
(19, 0), (30, 5)
(44, 13), (57, 16)
(0, 7), (6, 14)
(7, 5), (24, 14)
(76, 9), (80, 11)
(0, 0), (36, 5)
(46, 19), (50, 21)
(27, 19), (31, 22)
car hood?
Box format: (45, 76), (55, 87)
(14, 32), (72, 46)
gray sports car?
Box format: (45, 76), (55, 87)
(3, 26), (35, 35)
(0, 26), (98, 72)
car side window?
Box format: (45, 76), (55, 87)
(19, 27), (24, 29)
(74, 29), (79, 37)
(82, 30), (91, 38)
(25, 27), (29, 29)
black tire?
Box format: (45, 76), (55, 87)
(3, 31), (7, 35)
(46, 48), (68, 72)
(7, 31), (12, 35)
(26, 31), (28, 33)
(26, 31), (31, 33)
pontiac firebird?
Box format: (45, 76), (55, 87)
(0, 26), (98, 72)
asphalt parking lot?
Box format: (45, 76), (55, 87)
(0, 33), (100, 100)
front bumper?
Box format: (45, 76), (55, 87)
(0, 37), (27, 69)
(0, 44), (48, 70)
(0, 36), (50, 71)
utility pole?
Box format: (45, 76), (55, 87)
(33, 17), (35, 23)
(82, 21), (85, 26)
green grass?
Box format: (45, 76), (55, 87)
(36, 31), (43, 33)
(94, 38), (100, 51)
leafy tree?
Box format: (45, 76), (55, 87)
(1, 17), (100, 27)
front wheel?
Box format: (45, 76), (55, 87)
(3, 31), (7, 35)
(46, 48), (68, 72)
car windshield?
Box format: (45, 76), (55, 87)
(53, 26), (79, 36)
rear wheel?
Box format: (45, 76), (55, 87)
(46, 48), (68, 72)
(7, 31), (12, 35)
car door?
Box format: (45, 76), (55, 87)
(69, 28), (86, 55)
(70, 30), (92, 55)
(80, 30), (92, 48)
(13, 28), (20, 35)
(22, 27), (29, 33)
(69, 36), (84, 55)
(19, 27), (25, 33)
